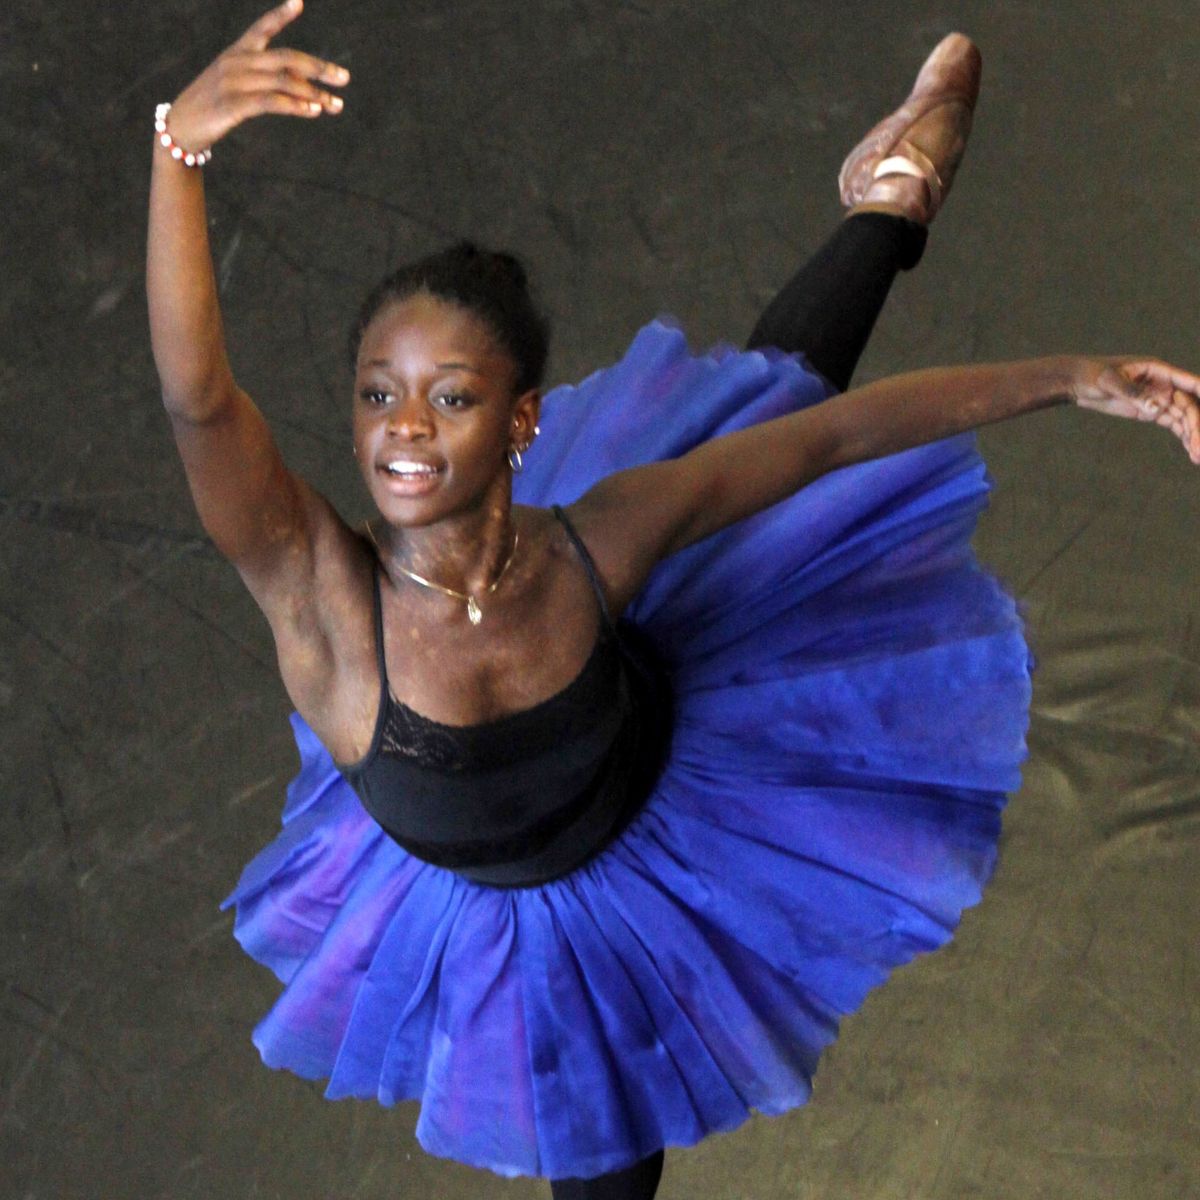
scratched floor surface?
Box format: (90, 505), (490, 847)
(3, 1), (1198, 1197)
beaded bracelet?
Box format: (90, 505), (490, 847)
(154, 102), (213, 167)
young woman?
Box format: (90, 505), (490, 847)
(148, 3), (1200, 1196)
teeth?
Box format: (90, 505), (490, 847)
(385, 461), (439, 476)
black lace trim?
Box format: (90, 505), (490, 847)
(376, 636), (615, 772)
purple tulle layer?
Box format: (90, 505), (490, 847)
(222, 321), (1032, 1179)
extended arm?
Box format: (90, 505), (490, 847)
(578, 353), (1200, 605)
(147, 0), (349, 604)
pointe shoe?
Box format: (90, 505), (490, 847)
(838, 33), (982, 224)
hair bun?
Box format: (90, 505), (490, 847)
(443, 241), (528, 291)
(349, 241), (550, 392)
(488, 251), (528, 291)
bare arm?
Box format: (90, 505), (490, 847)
(576, 354), (1200, 606)
(147, 0), (350, 607)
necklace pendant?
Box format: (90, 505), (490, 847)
(466, 596), (483, 625)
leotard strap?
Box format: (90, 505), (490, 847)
(370, 560), (389, 693)
(551, 504), (617, 638)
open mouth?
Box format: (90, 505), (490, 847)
(381, 460), (443, 479)
(377, 459), (445, 495)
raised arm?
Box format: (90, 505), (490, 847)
(147, 0), (349, 607)
(577, 354), (1200, 605)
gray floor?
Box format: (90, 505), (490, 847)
(3, 1), (1198, 1196)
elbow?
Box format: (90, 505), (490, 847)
(151, 336), (235, 421)
(160, 377), (238, 425)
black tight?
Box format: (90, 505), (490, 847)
(747, 211), (926, 389)
(545, 209), (925, 1200)
(549, 1150), (665, 1200)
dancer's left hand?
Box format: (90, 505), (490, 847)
(1073, 358), (1200, 464)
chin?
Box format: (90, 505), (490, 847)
(370, 487), (488, 529)
(372, 494), (450, 528)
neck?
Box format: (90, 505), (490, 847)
(374, 495), (517, 596)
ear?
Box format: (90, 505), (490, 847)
(510, 387), (542, 451)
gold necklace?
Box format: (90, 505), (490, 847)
(363, 521), (518, 625)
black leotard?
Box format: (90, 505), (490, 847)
(341, 506), (672, 887)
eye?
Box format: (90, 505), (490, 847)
(433, 390), (472, 410)
(359, 388), (391, 406)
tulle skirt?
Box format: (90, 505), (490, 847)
(222, 320), (1032, 1179)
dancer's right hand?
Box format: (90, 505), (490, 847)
(163, 0), (348, 155)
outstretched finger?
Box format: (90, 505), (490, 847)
(228, 88), (328, 124)
(1163, 364), (1200, 401)
(1174, 389), (1200, 461)
(239, 67), (344, 113)
(237, 0), (304, 54)
(259, 46), (350, 88)
(1156, 393), (1194, 458)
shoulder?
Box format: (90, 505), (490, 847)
(555, 479), (685, 616)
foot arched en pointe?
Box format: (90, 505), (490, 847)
(838, 32), (982, 226)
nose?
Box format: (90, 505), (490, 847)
(385, 395), (433, 440)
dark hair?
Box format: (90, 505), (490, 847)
(347, 241), (550, 394)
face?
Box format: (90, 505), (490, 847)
(352, 293), (539, 526)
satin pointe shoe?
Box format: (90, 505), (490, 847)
(838, 33), (982, 225)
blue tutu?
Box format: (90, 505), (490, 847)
(222, 320), (1032, 1180)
